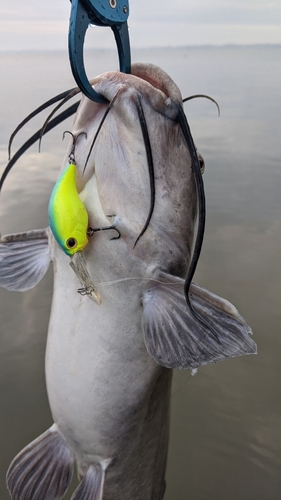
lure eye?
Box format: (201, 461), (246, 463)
(66, 237), (77, 249)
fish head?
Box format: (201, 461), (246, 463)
(69, 63), (199, 279)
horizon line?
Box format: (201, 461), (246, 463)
(0, 42), (281, 54)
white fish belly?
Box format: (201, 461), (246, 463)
(45, 260), (160, 465)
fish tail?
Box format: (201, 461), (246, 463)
(7, 424), (74, 500)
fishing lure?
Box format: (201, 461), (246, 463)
(48, 131), (89, 256)
(48, 130), (120, 257)
(48, 163), (89, 255)
(48, 131), (100, 303)
(48, 131), (119, 304)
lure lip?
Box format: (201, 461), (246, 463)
(70, 251), (101, 305)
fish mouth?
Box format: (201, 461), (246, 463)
(70, 251), (101, 305)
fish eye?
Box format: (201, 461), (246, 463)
(66, 237), (77, 249)
(197, 152), (205, 174)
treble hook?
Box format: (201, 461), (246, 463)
(62, 130), (87, 164)
(87, 225), (121, 240)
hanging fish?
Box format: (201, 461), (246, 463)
(0, 63), (256, 500)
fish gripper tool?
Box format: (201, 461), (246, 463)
(68, 0), (131, 103)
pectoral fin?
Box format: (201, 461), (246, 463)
(0, 228), (51, 291)
(141, 274), (257, 369)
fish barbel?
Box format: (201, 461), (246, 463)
(0, 63), (256, 500)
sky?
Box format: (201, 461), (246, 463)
(0, 0), (281, 51)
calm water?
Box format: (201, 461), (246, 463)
(0, 46), (281, 499)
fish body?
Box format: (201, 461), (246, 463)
(45, 66), (191, 497)
(0, 63), (256, 500)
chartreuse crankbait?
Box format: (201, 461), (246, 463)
(48, 131), (102, 303)
(48, 131), (120, 304)
(48, 157), (88, 256)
